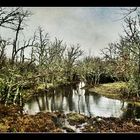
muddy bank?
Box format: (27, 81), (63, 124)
(88, 82), (140, 105)
(1, 105), (140, 132)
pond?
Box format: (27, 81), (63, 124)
(24, 82), (140, 119)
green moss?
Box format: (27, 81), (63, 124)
(127, 101), (140, 106)
(101, 82), (127, 88)
(46, 83), (54, 88)
(89, 82), (127, 96)
(88, 82), (140, 105)
(36, 83), (56, 91)
(37, 83), (46, 90)
(66, 113), (87, 125)
(88, 82), (126, 100)
(0, 123), (9, 132)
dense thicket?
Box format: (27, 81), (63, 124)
(0, 7), (140, 106)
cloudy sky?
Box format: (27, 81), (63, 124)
(1, 7), (126, 57)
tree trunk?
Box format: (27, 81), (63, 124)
(13, 85), (19, 104)
(5, 81), (12, 106)
(137, 48), (140, 97)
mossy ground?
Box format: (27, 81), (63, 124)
(0, 105), (140, 132)
(0, 104), (63, 132)
(66, 113), (88, 125)
(88, 82), (140, 104)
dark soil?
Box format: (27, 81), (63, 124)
(0, 104), (140, 132)
(0, 104), (64, 132)
(81, 117), (140, 132)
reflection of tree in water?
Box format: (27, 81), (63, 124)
(67, 86), (73, 111)
(121, 100), (125, 110)
(78, 93), (81, 114)
(45, 90), (55, 111)
(45, 94), (49, 110)
(121, 103), (140, 119)
(85, 90), (92, 117)
(35, 96), (42, 111)
(52, 86), (74, 112)
(91, 92), (101, 105)
(80, 96), (85, 114)
(134, 106), (140, 118)
(72, 83), (82, 114)
(85, 91), (101, 117)
(28, 99), (35, 110)
(52, 88), (59, 111)
(56, 87), (66, 111)
(41, 96), (46, 110)
(51, 90), (55, 112)
(35, 95), (46, 111)
(58, 88), (64, 111)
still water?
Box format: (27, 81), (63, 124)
(24, 82), (140, 119)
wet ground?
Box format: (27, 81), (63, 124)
(1, 104), (140, 132)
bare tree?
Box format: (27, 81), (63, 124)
(0, 7), (20, 29)
(112, 12), (140, 97)
(47, 37), (66, 65)
(101, 43), (118, 62)
(33, 27), (49, 66)
(123, 15), (140, 97)
(0, 38), (8, 68)
(66, 44), (83, 67)
(65, 44), (83, 81)
(115, 7), (138, 21)
(121, 7), (138, 19)
(10, 8), (32, 64)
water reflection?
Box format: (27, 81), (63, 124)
(24, 82), (140, 119)
(121, 103), (140, 119)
